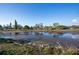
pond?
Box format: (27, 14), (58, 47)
(0, 32), (79, 48)
(0, 32), (79, 40)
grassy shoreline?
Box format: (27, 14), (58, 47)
(0, 41), (79, 55)
(0, 34), (79, 55)
(0, 29), (79, 33)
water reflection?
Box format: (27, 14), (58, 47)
(59, 33), (79, 39)
(0, 32), (79, 40)
(1, 32), (79, 48)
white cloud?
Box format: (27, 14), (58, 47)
(72, 19), (78, 23)
(72, 19), (79, 25)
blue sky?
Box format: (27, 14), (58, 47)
(0, 3), (79, 26)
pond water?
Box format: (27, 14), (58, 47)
(0, 32), (79, 40)
(1, 32), (79, 48)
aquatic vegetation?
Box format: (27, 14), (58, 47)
(0, 40), (79, 55)
(0, 32), (79, 55)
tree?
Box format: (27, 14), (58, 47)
(56, 25), (69, 29)
(3, 24), (10, 30)
(2, 23), (13, 30)
(17, 24), (23, 29)
(9, 22), (12, 29)
(30, 26), (33, 30)
(0, 25), (3, 30)
(24, 25), (30, 29)
(70, 25), (79, 29)
(14, 20), (18, 29)
(44, 26), (52, 30)
(39, 23), (43, 30)
(53, 23), (69, 30)
(53, 23), (60, 27)
(34, 23), (43, 30)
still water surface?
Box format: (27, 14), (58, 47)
(1, 32), (79, 48)
(0, 32), (79, 40)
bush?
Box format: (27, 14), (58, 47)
(0, 42), (79, 55)
(0, 43), (39, 55)
(42, 46), (65, 55)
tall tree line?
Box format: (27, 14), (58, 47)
(0, 20), (79, 30)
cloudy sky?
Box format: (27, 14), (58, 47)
(0, 3), (79, 26)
